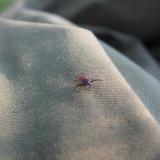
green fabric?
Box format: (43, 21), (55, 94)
(101, 41), (160, 123)
(0, 0), (14, 12)
(0, 1), (160, 159)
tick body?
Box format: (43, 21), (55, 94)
(75, 73), (102, 86)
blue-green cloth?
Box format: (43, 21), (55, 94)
(0, 0), (160, 159)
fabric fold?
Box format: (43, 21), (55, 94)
(0, 18), (160, 159)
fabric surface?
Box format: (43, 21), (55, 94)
(0, 0), (160, 159)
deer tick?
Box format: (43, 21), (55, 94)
(74, 73), (102, 86)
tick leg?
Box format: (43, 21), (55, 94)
(93, 79), (102, 81)
(77, 83), (83, 87)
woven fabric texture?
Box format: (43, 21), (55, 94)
(0, 0), (160, 159)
